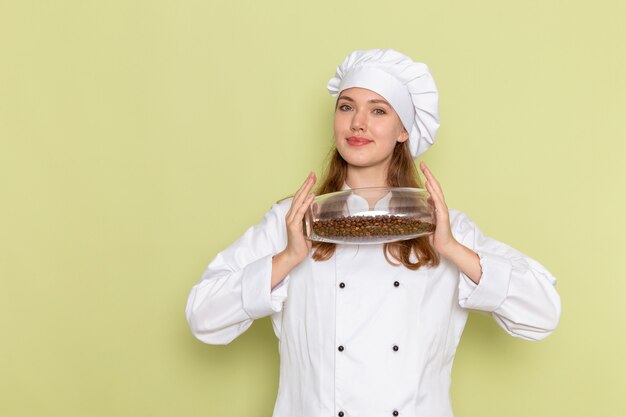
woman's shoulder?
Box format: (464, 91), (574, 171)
(224, 198), (291, 250)
(446, 208), (480, 236)
(447, 207), (472, 225)
(253, 197), (291, 232)
(272, 196), (293, 216)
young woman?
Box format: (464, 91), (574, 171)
(186, 49), (561, 417)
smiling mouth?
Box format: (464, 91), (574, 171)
(346, 136), (372, 146)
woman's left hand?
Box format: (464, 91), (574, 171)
(420, 162), (483, 283)
(419, 161), (458, 258)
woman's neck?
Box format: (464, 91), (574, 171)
(345, 165), (388, 189)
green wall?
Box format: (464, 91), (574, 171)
(1, 1), (624, 416)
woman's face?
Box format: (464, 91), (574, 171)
(333, 87), (409, 171)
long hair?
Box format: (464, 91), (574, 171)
(312, 141), (440, 270)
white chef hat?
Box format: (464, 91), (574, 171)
(327, 49), (440, 159)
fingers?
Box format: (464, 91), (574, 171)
(424, 180), (443, 214)
(295, 193), (316, 230)
(419, 162), (445, 203)
(286, 172), (317, 224)
(419, 162), (458, 255)
(420, 162), (448, 219)
(292, 172), (315, 205)
(283, 173), (317, 261)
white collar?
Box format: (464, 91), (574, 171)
(341, 184), (393, 215)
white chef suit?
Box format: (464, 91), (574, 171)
(186, 190), (561, 417)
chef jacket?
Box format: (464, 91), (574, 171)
(186, 191), (561, 417)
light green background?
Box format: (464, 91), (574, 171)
(1, 1), (624, 416)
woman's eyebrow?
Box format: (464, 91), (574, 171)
(369, 99), (391, 107)
(337, 96), (391, 106)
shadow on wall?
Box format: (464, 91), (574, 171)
(456, 311), (537, 365)
(183, 309), (519, 372)
(183, 316), (280, 366)
(182, 309), (524, 370)
(182, 316), (281, 414)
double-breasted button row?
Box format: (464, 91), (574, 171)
(338, 345), (398, 352)
(338, 410), (398, 416)
(336, 279), (400, 417)
(339, 281), (399, 288)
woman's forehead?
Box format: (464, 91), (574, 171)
(338, 87), (388, 102)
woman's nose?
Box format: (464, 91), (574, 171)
(350, 110), (367, 131)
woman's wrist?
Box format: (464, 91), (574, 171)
(439, 240), (483, 284)
(437, 239), (461, 260)
(271, 250), (302, 289)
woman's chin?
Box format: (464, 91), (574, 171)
(337, 145), (394, 167)
(339, 153), (369, 167)
(344, 157), (388, 171)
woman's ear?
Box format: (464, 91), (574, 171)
(398, 129), (409, 143)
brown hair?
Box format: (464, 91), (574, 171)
(312, 141), (440, 270)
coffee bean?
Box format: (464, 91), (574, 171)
(312, 215), (435, 242)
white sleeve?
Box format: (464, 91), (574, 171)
(451, 210), (562, 341)
(185, 202), (290, 345)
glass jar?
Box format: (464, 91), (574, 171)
(303, 187), (435, 244)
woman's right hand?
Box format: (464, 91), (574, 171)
(283, 171), (317, 264)
(271, 172), (317, 289)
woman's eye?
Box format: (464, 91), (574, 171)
(338, 104), (352, 111)
(373, 108), (386, 115)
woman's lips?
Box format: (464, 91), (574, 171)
(346, 136), (372, 146)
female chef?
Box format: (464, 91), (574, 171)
(185, 49), (561, 417)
